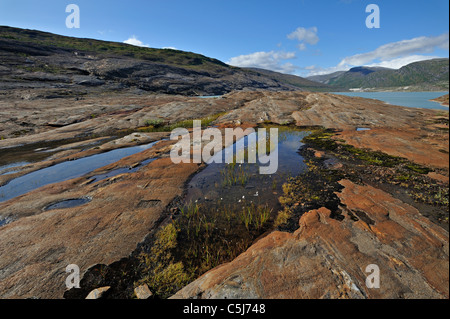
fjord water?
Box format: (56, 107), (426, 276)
(0, 141), (159, 203)
(334, 91), (449, 110)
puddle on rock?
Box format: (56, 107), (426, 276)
(88, 158), (157, 183)
(185, 128), (310, 211)
(167, 127), (311, 280)
(0, 136), (123, 177)
(0, 140), (160, 203)
(0, 216), (13, 227)
(196, 95), (223, 99)
(44, 197), (92, 211)
(0, 162), (30, 176)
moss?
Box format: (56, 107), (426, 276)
(276, 149), (348, 231)
(302, 128), (435, 174)
(143, 119), (165, 128)
(405, 163), (431, 175)
(141, 262), (191, 299)
(137, 223), (192, 299)
(137, 111), (227, 133)
(274, 207), (293, 228)
(397, 174), (413, 181)
(299, 127), (449, 217)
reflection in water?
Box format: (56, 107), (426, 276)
(186, 129), (310, 213)
(0, 141), (159, 203)
(44, 197), (92, 211)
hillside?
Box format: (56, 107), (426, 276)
(0, 26), (335, 97)
(307, 58), (449, 91)
(306, 71), (346, 85)
(244, 67), (337, 92)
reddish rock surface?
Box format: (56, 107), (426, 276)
(172, 180), (449, 299)
(335, 128), (449, 169)
(0, 91), (448, 299)
(431, 94), (449, 107)
(0, 143), (200, 298)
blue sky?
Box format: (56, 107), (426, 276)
(0, 0), (448, 76)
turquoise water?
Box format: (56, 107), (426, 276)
(333, 91), (449, 110)
(197, 95), (222, 99)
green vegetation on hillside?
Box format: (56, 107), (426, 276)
(245, 67), (339, 91)
(307, 59), (449, 90)
(0, 26), (231, 73)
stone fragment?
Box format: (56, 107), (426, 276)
(134, 284), (153, 299)
(86, 286), (110, 299)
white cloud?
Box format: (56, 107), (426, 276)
(304, 65), (349, 77)
(337, 32), (449, 68)
(297, 43), (307, 51)
(306, 32), (449, 76)
(287, 27), (319, 51)
(366, 55), (442, 69)
(123, 35), (150, 48)
(287, 27), (319, 45)
(227, 51), (298, 74)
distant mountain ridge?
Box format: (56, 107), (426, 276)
(244, 68), (337, 92)
(307, 59), (449, 91)
(0, 26), (333, 96)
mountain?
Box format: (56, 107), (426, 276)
(307, 59), (449, 91)
(306, 71), (347, 85)
(244, 68), (337, 92)
(0, 26), (330, 97)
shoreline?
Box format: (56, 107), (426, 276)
(430, 93), (450, 107)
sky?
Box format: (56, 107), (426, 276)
(0, 0), (448, 77)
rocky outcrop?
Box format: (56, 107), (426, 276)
(0, 90), (447, 299)
(172, 180), (449, 299)
(0, 26), (311, 100)
(0, 143), (200, 298)
(1, 91), (446, 171)
(335, 127), (449, 169)
(431, 94), (449, 106)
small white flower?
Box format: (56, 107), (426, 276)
(242, 196), (245, 199)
